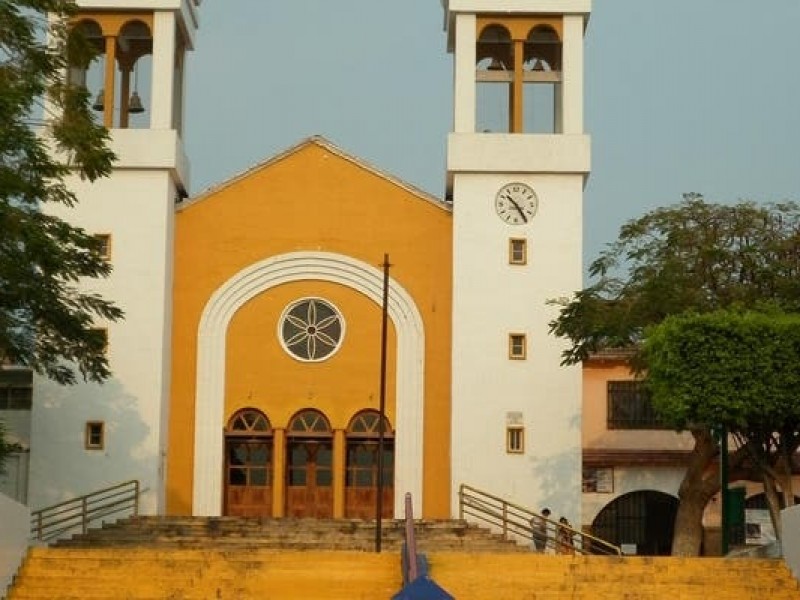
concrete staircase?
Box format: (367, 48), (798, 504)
(7, 517), (800, 599)
(428, 553), (800, 599)
(49, 516), (527, 553)
(7, 548), (399, 599)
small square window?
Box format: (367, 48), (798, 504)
(506, 426), (524, 454)
(93, 234), (112, 260)
(0, 369), (33, 410)
(85, 421), (105, 450)
(509, 238), (527, 265)
(508, 333), (527, 360)
(582, 467), (614, 493)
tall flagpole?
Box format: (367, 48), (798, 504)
(376, 253), (390, 553)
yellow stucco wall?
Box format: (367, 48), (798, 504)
(225, 280), (397, 429)
(167, 139), (452, 517)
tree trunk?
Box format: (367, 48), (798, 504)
(761, 448), (796, 540)
(763, 474), (783, 539)
(671, 429), (721, 556)
(672, 487), (709, 556)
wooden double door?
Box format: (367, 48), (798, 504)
(285, 439), (334, 518)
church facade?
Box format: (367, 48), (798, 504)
(15, 0), (653, 539)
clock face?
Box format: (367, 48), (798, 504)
(495, 183), (538, 225)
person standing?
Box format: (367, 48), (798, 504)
(530, 507), (551, 552)
(557, 516), (575, 555)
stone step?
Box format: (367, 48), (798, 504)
(425, 553), (800, 600)
(10, 545), (800, 600)
(50, 516), (526, 553)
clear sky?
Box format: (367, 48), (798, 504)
(183, 1), (800, 269)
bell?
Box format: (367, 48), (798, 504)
(92, 89), (104, 112)
(487, 58), (506, 71)
(128, 91), (145, 114)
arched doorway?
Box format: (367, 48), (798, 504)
(591, 490), (678, 555)
(286, 409), (333, 517)
(224, 408), (273, 517)
(345, 410), (394, 519)
(193, 251), (425, 517)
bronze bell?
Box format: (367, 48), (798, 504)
(128, 91), (145, 114)
(92, 89), (104, 112)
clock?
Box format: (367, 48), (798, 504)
(495, 182), (538, 225)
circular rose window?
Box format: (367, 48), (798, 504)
(279, 298), (344, 362)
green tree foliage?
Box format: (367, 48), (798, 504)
(1, 0), (121, 385)
(549, 195), (800, 555)
(551, 194), (800, 367)
(645, 310), (800, 537)
(0, 419), (9, 473)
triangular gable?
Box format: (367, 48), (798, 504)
(178, 135), (450, 213)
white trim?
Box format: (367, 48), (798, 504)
(192, 252), (425, 516)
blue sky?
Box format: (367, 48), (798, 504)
(183, 1), (800, 268)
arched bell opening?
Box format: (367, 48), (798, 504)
(523, 25), (562, 133)
(114, 20), (153, 129)
(68, 20), (105, 110)
(224, 408), (273, 517)
(344, 410), (394, 519)
(285, 409), (334, 518)
(476, 24), (513, 133)
(71, 18), (153, 129)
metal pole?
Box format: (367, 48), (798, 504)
(405, 493), (418, 582)
(376, 253), (390, 553)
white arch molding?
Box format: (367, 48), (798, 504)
(192, 251), (425, 516)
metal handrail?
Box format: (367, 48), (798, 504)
(458, 483), (622, 556)
(403, 492), (419, 583)
(30, 480), (140, 542)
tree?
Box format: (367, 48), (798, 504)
(0, 419), (9, 472)
(549, 195), (800, 555)
(1, 0), (121, 388)
(645, 310), (800, 548)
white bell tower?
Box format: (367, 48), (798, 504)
(28, 0), (201, 514)
(445, 0), (591, 522)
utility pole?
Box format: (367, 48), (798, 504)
(375, 253), (390, 553)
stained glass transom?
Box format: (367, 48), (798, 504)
(279, 298), (344, 362)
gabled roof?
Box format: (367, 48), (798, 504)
(178, 135), (451, 213)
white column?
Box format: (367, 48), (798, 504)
(453, 13), (477, 133)
(554, 83), (564, 134)
(150, 11), (177, 129)
(561, 14), (584, 134)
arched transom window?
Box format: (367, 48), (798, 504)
(348, 410), (393, 438)
(288, 409), (332, 436)
(227, 409), (272, 435)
